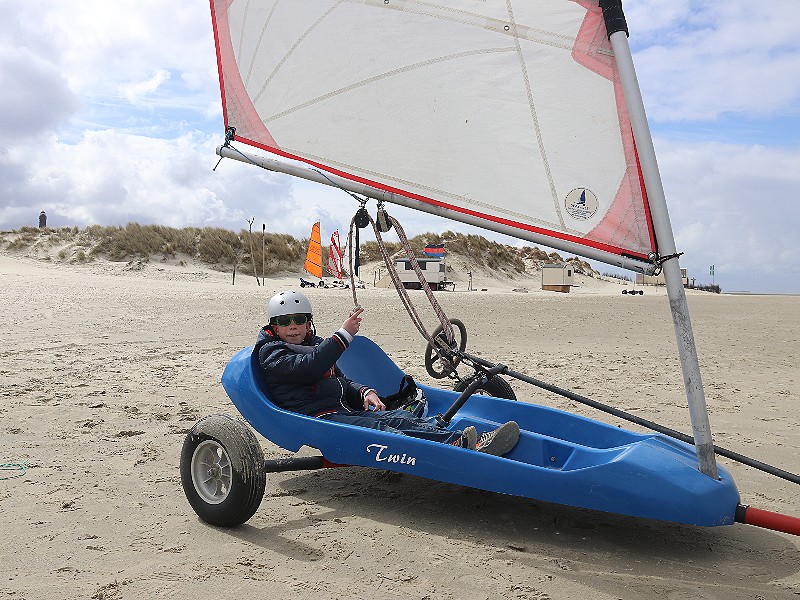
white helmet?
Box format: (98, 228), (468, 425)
(267, 290), (313, 321)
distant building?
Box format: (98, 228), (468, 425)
(542, 263), (574, 293)
(38, 211), (47, 228)
(636, 268), (688, 287)
(375, 258), (452, 290)
(393, 258), (447, 290)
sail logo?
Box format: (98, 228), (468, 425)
(565, 188), (598, 221)
(366, 444), (417, 466)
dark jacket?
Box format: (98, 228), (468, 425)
(256, 325), (370, 416)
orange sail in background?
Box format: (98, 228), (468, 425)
(303, 222), (323, 279)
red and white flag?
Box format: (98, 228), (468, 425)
(328, 230), (343, 279)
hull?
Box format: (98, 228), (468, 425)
(222, 337), (740, 527)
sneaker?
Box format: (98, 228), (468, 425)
(449, 426), (476, 449)
(477, 421), (520, 456)
(462, 426), (477, 450)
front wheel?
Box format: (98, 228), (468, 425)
(453, 374), (517, 400)
(180, 414), (266, 527)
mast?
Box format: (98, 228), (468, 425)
(600, 0), (718, 478)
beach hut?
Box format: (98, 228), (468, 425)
(541, 263), (574, 293)
(636, 268), (688, 287)
(394, 258), (448, 290)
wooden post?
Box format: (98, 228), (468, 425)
(247, 217), (260, 286)
(261, 223), (266, 286)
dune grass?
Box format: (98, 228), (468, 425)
(3, 223), (597, 279)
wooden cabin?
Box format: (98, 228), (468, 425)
(542, 263), (574, 293)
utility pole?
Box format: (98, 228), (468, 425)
(262, 223), (266, 286)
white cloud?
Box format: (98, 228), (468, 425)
(624, 0), (692, 37)
(657, 138), (800, 289)
(628, 0), (800, 121)
(0, 3), (80, 140)
(120, 70), (172, 106)
(42, 0), (214, 92)
(0, 47), (80, 138)
(0, 129), (293, 231)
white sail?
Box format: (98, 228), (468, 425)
(328, 230), (343, 279)
(211, 0), (656, 270)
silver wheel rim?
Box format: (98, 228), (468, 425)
(191, 440), (233, 505)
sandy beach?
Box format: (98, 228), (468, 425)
(1, 252), (797, 600)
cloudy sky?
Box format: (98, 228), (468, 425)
(1, 1), (799, 294)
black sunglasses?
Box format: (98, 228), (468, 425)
(273, 314), (309, 327)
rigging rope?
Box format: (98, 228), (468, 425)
(346, 206), (458, 372)
(215, 134), (461, 369)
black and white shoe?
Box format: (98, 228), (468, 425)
(477, 421), (520, 456)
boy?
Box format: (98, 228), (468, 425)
(257, 290), (519, 455)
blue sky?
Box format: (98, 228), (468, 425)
(1, 0), (798, 294)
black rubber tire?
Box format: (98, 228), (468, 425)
(453, 374), (517, 400)
(180, 414), (266, 527)
(622, 289), (628, 294)
(424, 318), (467, 379)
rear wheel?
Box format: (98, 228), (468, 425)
(454, 374), (517, 400)
(180, 414), (266, 527)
